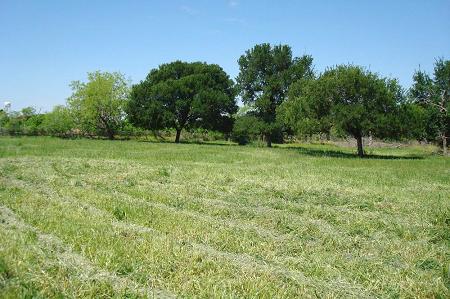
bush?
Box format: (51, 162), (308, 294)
(119, 121), (147, 139)
(184, 128), (224, 142)
(2, 112), (23, 135)
(231, 115), (263, 145)
(41, 106), (75, 137)
(0, 107), (47, 136)
(23, 114), (45, 135)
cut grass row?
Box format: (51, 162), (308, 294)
(1, 175), (351, 298)
(0, 205), (171, 298)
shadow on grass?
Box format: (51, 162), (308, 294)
(281, 146), (424, 160)
(112, 137), (426, 159)
(136, 138), (238, 147)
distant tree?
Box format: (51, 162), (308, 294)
(278, 78), (333, 140)
(236, 43), (314, 147)
(14, 107), (44, 135)
(68, 71), (129, 139)
(41, 105), (75, 137)
(410, 58), (449, 155)
(394, 102), (429, 141)
(282, 65), (405, 157)
(3, 111), (22, 135)
(0, 109), (9, 134)
(0, 106), (37, 135)
(128, 61), (237, 143)
(20, 106), (37, 119)
(231, 114), (265, 145)
(23, 114), (45, 135)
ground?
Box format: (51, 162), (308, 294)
(0, 136), (448, 298)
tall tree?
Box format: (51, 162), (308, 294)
(67, 71), (129, 139)
(128, 61), (237, 143)
(281, 65), (405, 157)
(236, 43), (314, 147)
(410, 58), (449, 155)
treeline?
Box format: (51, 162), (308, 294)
(0, 43), (448, 156)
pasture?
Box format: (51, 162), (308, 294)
(0, 136), (449, 298)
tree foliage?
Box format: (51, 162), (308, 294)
(231, 114), (265, 145)
(236, 43), (314, 146)
(0, 107), (45, 135)
(128, 61), (237, 143)
(278, 78), (333, 139)
(281, 65), (405, 156)
(410, 58), (449, 154)
(41, 105), (75, 137)
(68, 71), (129, 139)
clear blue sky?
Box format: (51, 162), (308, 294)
(1, 0), (449, 112)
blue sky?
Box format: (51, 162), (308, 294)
(1, 0), (449, 112)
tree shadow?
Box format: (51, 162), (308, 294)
(281, 145), (424, 160)
(136, 138), (238, 147)
(133, 138), (425, 159)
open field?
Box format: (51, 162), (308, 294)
(0, 136), (449, 298)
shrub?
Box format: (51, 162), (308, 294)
(23, 114), (45, 135)
(231, 115), (264, 145)
(41, 106), (75, 137)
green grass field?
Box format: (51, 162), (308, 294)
(0, 136), (449, 298)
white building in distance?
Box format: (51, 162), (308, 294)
(3, 101), (11, 113)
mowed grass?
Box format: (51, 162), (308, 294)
(0, 136), (449, 298)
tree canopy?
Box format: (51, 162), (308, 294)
(128, 61), (237, 143)
(280, 65), (405, 156)
(278, 78), (333, 139)
(236, 43), (314, 147)
(410, 58), (449, 154)
(68, 71), (129, 139)
(41, 105), (75, 137)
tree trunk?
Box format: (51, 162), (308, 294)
(175, 129), (182, 143)
(266, 133), (272, 148)
(356, 135), (364, 157)
(443, 134), (448, 156)
(107, 130), (114, 140)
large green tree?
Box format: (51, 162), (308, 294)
(68, 71), (129, 139)
(236, 43), (314, 147)
(128, 61), (237, 143)
(281, 65), (405, 157)
(410, 58), (449, 155)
